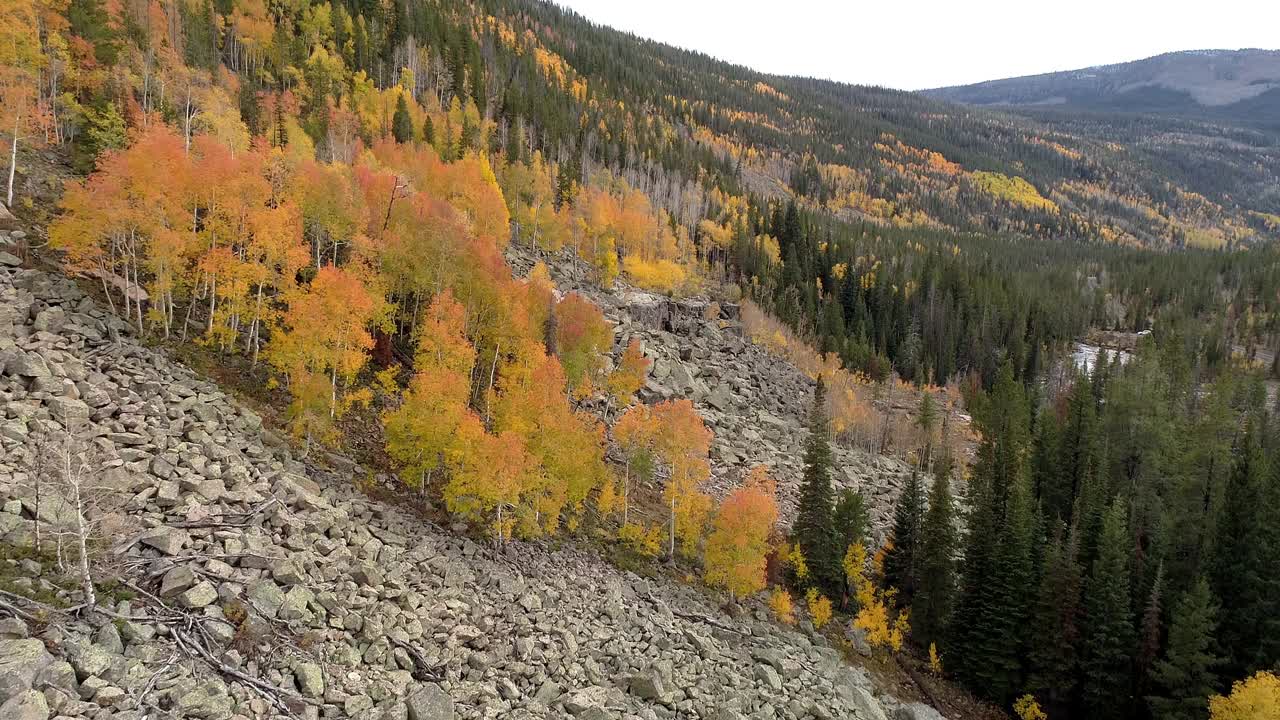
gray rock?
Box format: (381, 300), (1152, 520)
(628, 669), (668, 701)
(93, 623), (124, 654)
(4, 352), (48, 378)
(0, 639), (54, 703)
(405, 683), (453, 720)
(245, 580), (285, 618)
(293, 662), (324, 698)
(178, 581), (218, 609)
(0, 689), (49, 720)
(847, 687), (888, 720)
(158, 565), (197, 598)
(138, 526), (189, 555)
(278, 585), (315, 622)
(174, 682), (232, 720)
(46, 396), (90, 425)
(895, 702), (947, 720)
(0, 252), (20, 268)
(754, 663), (782, 692)
(0, 618), (28, 640)
(563, 686), (612, 715)
(67, 642), (113, 681)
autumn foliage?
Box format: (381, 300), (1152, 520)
(703, 466), (779, 598)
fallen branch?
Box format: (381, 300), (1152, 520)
(171, 625), (309, 716)
(388, 635), (445, 682)
(0, 596), (44, 623)
(166, 498), (282, 529)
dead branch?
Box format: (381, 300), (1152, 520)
(387, 634), (445, 682)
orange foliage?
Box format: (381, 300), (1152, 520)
(703, 466), (779, 598)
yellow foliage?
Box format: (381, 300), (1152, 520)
(785, 542), (810, 583)
(970, 171), (1058, 212)
(847, 543), (908, 652)
(928, 643), (943, 674)
(617, 522), (662, 559)
(1014, 695), (1048, 720)
(769, 587), (795, 625)
(806, 589), (833, 630)
(1210, 671), (1280, 720)
(623, 254), (689, 295)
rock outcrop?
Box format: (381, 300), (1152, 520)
(0, 244), (949, 718)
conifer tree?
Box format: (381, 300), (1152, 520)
(949, 364), (1033, 701)
(393, 93), (414, 144)
(1148, 578), (1221, 720)
(1028, 518), (1083, 713)
(832, 489), (869, 559)
(1082, 498), (1137, 720)
(913, 464), (957, 648)
(885, 471), (925, 603)
(1211, 426), (1268, 679)
(793, 377), (840, 593)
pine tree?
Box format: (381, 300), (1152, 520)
(393, 93), (414, 144)
(948, 364), (1034, 701)
(1028, 518), (1084, 713)
(914, 464), (957, 648)
(793, 377), (840, 593)
(423, 116), (436, 146)
(1148, 578), (1221, 720)
(832, 489), (869, 559)
(884, 471), (925, 603)
(1211, 426), (1268, 679)
(1082, 497), (1137, 720)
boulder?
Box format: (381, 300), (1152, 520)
(0, 689), (49, 720)
(293, 662), (324, 698)
(627, 668), (668, 701)
(0, 639), (54, 703)
(139, 526), (189, 555)
(406, 683), (454, 720)
(177, 581), (218, 609)
(245, 580), (286, 618)
(847, 687), (888, 720)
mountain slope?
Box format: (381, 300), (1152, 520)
(923, 49), (1280, 120)
(0, 259), (953, 720)
(475, 3), (1278, 246)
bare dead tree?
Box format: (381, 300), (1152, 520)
(37, 426), (131, 609)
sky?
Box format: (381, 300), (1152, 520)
(554, 0), (1280, 91)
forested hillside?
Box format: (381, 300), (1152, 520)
(2, 1), (1279, 719)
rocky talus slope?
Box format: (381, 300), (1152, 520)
(0, 253), (949, 718)
(507, 248), (920, 536)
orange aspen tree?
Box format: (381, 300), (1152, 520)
(703, 466), (779, 599)
(384, 291), (476, 492)
(446, 414), (532, 544)
(268, 265), (382, 423)
(605, 338), (650, 416)
(554, 291), (612, 398)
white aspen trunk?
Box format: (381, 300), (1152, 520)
(8, 115), (19, 209)
(669, 496), (677, 559)
(623, 457), (631, 526)
(330, 366), (338, 418)
(72, 479), (96, 608)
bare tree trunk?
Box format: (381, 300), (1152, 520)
(669, 496), (677, 559)
(7, 115), (18, 209)
(70, 473), (97, 608)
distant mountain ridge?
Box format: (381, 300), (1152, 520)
(924, 49), (1280, 123)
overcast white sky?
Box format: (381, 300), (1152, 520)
(554, 0), (1280, 90)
